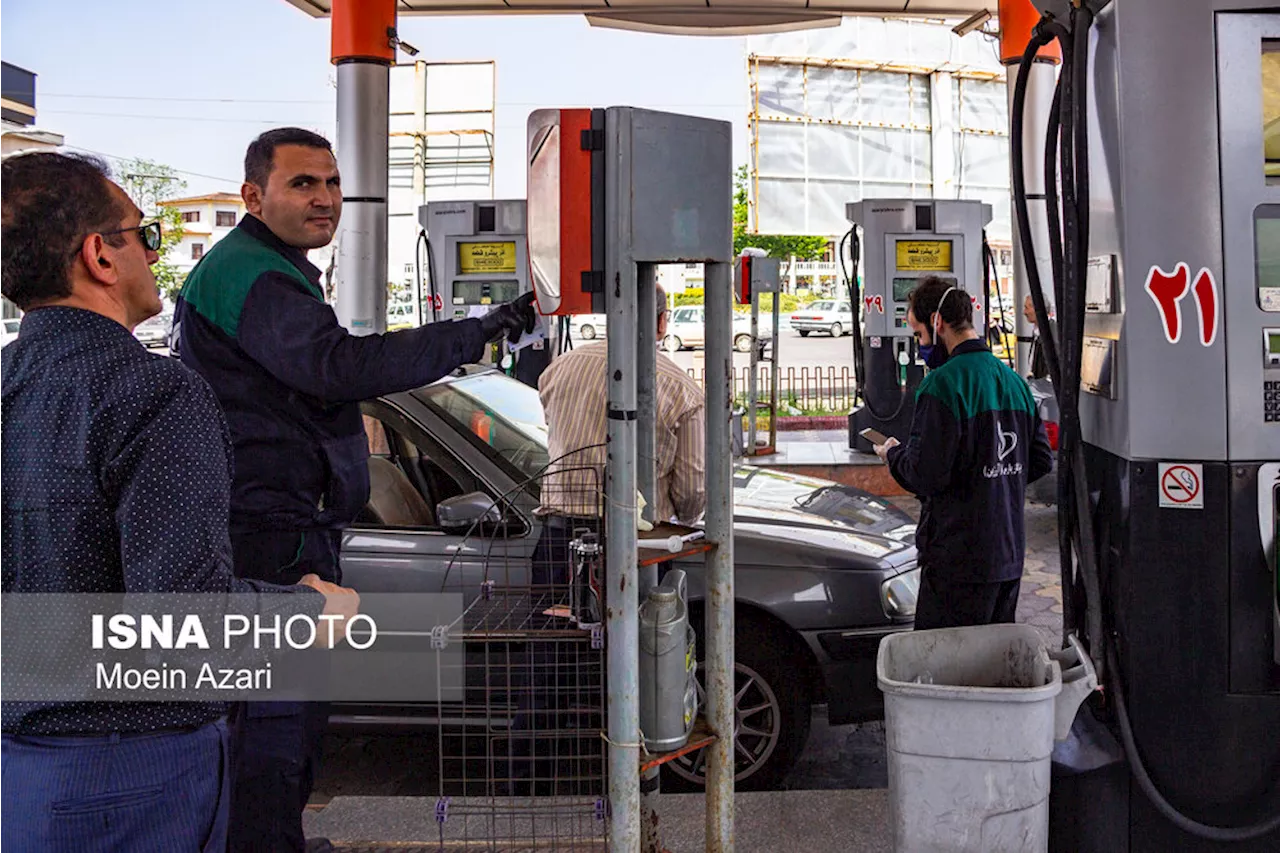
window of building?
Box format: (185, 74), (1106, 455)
(216, 210), (237, 227)
(192, 243), (205, 260)
(181, 211), (200, 223)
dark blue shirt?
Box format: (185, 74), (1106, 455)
(1, 307), (297, 735)
(173, 215), (488, 542)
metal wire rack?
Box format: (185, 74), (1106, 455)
(431, 465), (609, 851)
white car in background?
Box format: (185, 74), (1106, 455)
(133, 312), (172, 348)
(790, 300), (855, 338)
(664, 305), (773, 353)
(574, 314), (608, 340)
(1, 317), (21, 348)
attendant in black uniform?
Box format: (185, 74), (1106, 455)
(172, 128), (536, 852)
(874, 278), (1054, 629)
(0, 152), (356, 852)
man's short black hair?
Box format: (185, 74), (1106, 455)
(908, 275), (973, 332)
(1, 151), (128, 310)
(244, 127), (334, 187)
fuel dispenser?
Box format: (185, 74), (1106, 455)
(418, 199), (549, 386)
(845, 199), (993, 453)
(1005, 1), (1280, 849)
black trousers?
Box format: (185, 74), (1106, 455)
(913, 566), (1021, 631)
(227, 528), (341, 853)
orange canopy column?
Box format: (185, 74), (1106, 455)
(999, 0), (1061, 66)
(332, 0), (396, 64)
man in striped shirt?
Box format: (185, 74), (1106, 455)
(536, 287), (706, 579)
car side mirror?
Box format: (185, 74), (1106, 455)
(436, 492), (504, 535)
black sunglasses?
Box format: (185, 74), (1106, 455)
(100, 221), (163, 252)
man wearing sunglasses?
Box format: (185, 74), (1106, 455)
(170, 127), (537, 853)
(0, 153), (360, 851)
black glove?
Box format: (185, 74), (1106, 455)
(479, 291), (538, 344)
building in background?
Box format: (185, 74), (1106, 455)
(745, 18), (1013, 300)
(386, 60), (495, 320)
(157, 192), (248, 275)
(2, 61), (65, 318)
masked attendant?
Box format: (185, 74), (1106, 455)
(873, 276), (1054, 630)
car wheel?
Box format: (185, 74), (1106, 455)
(580, 324), (596, 340)
(662, 620), (812, 792)
(663, 335), (682, 352)
(829, 322), (844, 338)
(734, 333), (753, 353)
(797, 330), (810, 338)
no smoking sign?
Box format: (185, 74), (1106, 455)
(1158, 463), (1203, 509)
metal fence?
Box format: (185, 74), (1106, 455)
(688, 365), (857, 414)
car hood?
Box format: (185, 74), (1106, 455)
(729, 465), (917, 569)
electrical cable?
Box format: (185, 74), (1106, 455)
(1012, 7), (1280, 839)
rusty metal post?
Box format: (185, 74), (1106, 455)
(703, 259), (736, 852)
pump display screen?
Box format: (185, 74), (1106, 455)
(452, 280), (522, 305)
(458, 241), (518, 275)
(1254, 206), (1280, 311)
(892, 275), (956, 302)
(896, 240), (952, 272)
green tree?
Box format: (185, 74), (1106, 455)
(117, 158), (188, 301)
(733, 165), (827, 261)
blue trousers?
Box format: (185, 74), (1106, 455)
(1, 719), (230, 852)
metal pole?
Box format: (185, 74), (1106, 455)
(703, 259), (736, 853)
(637, 262), (658, 579)
(1007, 59), (1058, 375)
(748, 268), (759, 455)
(334, 60), (390, 335)
(770, 286), (781, 452)
(605, 111), (641, 853)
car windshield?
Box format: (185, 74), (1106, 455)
(806, 302), (833, 312)
(417, 371), (914, 538)
(732, 466), (909, 534)
(417, 372), (551, 484)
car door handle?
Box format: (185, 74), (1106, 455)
(444, 544), (480, 555)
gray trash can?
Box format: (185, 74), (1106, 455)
(876, 625), (1097, 853)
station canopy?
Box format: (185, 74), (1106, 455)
(282, 0), (999, 36)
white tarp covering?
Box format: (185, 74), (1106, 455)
(747, 17), (1011, 240)
(387, 61), (496, 289)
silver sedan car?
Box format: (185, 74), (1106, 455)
(789, 299), (855, 338)
(335, 368), (919, 790)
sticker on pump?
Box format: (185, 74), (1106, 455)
(458, 241), (517, 275)
(896, 241), (952, 272)
(1143, 263), (1218, 346)
(1159, 463), (1203, 509)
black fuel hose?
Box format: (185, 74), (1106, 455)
(414, 229), (430, 324)
(983, 234), (1015, 369)
(841, 225), (908, 423)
